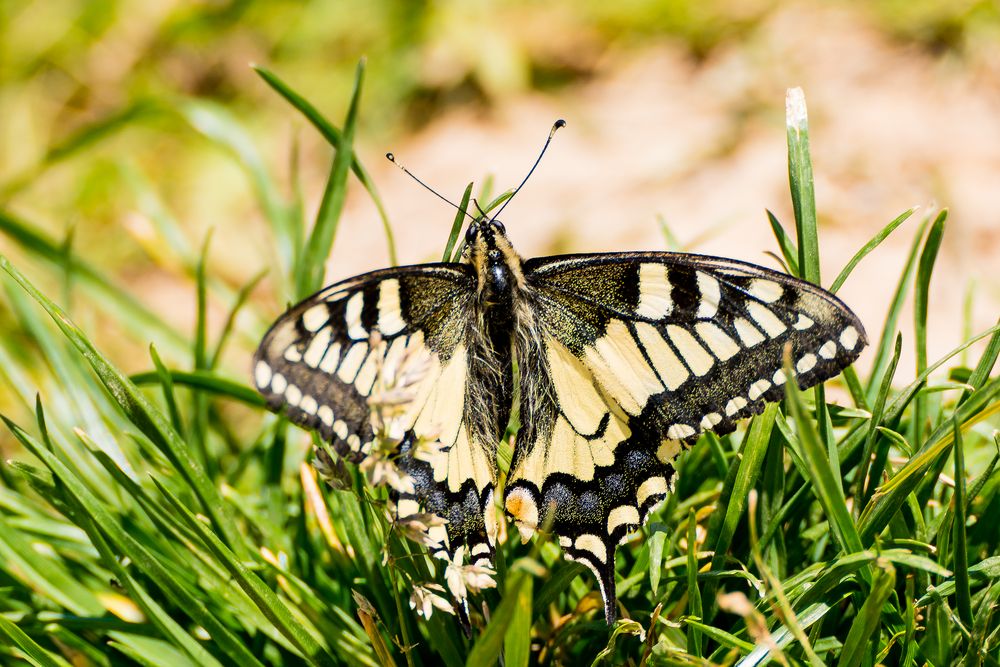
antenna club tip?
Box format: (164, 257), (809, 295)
(385, 152), (395, 162)
(555, 119), (566, 129)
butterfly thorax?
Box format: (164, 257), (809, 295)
(459, 221), (525, 451)
(463, 222), (558, 468)
(463, 221), (526, 314)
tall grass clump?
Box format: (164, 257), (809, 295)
(0, 63), (998, 666)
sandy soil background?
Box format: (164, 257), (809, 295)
(2, 2), (998, 389)
(318, 4), (999, 383)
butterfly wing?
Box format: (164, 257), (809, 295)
(253, 264), (502, 565)
(505, 252), (867, 621)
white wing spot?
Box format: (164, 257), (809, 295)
(377, 280), (407, 336)
(666, 325), (714, 376)
(748, 379), (771, 401)
(333, 420), (348, 440)
(667, 423), (696, 440)
(725, 396), (747, 416)
(696, 272), (721, 318)
(840, 326), (859, 351)
(395, 498), (420, 517)
(818, 340), (837, 359)
(748, 279), (783, 303)
(303, 327), (331, 368)
(337, 342), (368, 383)
(271, 373), (287, 395)
(733, 317), (766, 347)
(505, 487), (539, 543)
(285, 384), (302, 407)
(345, 292), (367, 340)
(584, 320), (664, 415)
(773, 369), (788, 385)
(797, 353), (817, 373)
(656, 439), (681, 463)
(299, 395), (318, 415)
(254, 361), (272, 389)
(637, 476), (668, 506)
(636, 263), (674, 319)
(695, 322), (740, 361)
(558, 536), (572, 548)
(353, 351), (380, 395)
(347, 434), (361, 452)
(793, 313), (815, 330)
(700, 412), (723, 430)
(574, 534), (607, 564)
(607, 505), (640, 535)
(283, 345), (302, 362)
(634, 322), (689, 391)
(317, 405), (334, 426)
(301, 305), (329, 332)
(746, 301), (786, 338)
(319, 342), (342, 373)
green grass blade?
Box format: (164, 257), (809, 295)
(785, 87), (820, 284)
(859, 376), (1000, 541)
(3, 418), (262, 667)
(177, 100), (290, 278)
(830, 207), (915, 293)
(960, 317), (1000, 404)
(0, 209), (187, 351)
(253, 64), (397, 267)
(951, 417), (973, 628)
(686, 509), (703, 657)
(0, 614), (73, 667)
(130, 369), (265, 406)
(153, 479), (334, 665)
(296, 60), (364, 298)
(149, 345), (185, 438)
(0, 254), (247, 556)
(784, 359), (864, 554)
(0, 514), (104, 617)
(531, 561), (585, 617)
(836, 560), (895, 667)
(503, 568), (534, 667)
(765, 209), (800, 277)
(442, 183), (473, 262)
(704, 403), (778, 613)
(866, 216), (929, 404)
(191, 234), (212, 472)
(209, 269), (266, 369)
(859, 335), (902, 508)
(913, 210), (946, 438)
(880, 323), (1000, 428)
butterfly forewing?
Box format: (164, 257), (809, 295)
(503, 252), (866, 621)
(253, 264), (501, 563)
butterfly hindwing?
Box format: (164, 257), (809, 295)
(253, 264), (502, 564)
(504, 252), (867, 620)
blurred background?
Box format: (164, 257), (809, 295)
(2, 0), (999, 404)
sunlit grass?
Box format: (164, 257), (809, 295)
(0, 65), (998, 667)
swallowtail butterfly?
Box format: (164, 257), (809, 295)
(253, 128), (866, 625)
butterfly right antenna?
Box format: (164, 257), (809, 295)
(489, 119), (566, 223)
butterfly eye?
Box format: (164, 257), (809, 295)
(492, 220), (506, 234)
(465, 224), (479, 244)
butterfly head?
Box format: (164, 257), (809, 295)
(463, 219), (524, 304)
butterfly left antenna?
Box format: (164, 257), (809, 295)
(489, 119), (566, 223)
(386, 153), (476, 222)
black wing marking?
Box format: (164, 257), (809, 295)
(504, 252), (867, 621)
(253, 264), (501, 567)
